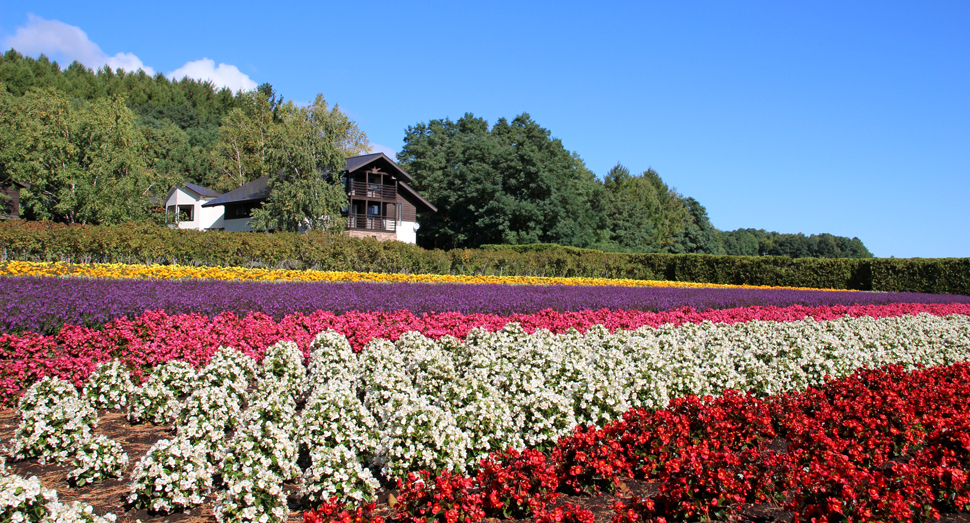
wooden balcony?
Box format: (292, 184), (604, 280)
(347, 213), (396, 232)
(347, 181), (396, 200)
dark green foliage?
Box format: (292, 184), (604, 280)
(720, 229), (873, 259)
(0, 221), (964, 295)
(398, 113), (604, 250)
(670, 197), (725, 255)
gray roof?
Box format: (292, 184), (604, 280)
(184, 183), (222, 199)
(201, 176), (270, 207)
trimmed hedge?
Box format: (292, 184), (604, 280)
(0, 221), (967, 296)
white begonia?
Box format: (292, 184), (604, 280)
(259, 340), (308, 397)
(399, 333), (459, 398)
(128, 436), (213, 514)
(126, 375), (181, 425)
(43, 501), (117, 523)
(300, 444), (379, 505)
(153, 359), (198, 398)
(244, 379), (299, 430)
(213, 467), (289, 523)
(17, 377), (80, 417)
(223, 417), (301, 482)
(307, 330), (361, 389)
(300, 381), (379, 461)
(176, 384), (244, 462)
(439, 377), (523, 463)
(67, 435), (128, 486)
(376, 395), (470, 479)
(82, 360), (135, 410)
(198, 346), (256, 402)
(358, 338), (405, 384)
(0, 472), (58, 523)
(10, 393), (96, 463)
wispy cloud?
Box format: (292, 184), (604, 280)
(168, 59), (256, 92)
(368, 143), (400, 161)
(3, 14), (155, 74)
(3, 14), (257, 92)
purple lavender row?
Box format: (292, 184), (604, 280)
(2, 275), (969, 335)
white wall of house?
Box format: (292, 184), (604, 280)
(396, 221), (419, 244)
(165, 188), (224, 230)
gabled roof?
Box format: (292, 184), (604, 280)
(345, 152), (413, 182)
(165, 183), (222, 204)
(202, 176), (270, 208)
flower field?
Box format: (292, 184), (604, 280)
(1, 265), (969, 523)
(0, 261), (852, 290)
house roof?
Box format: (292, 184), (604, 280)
(201, 176), (270, 208)
(185, 183), (222, 199)
(345, 152), (413, 182)
(164, 183), (222, 205)
(199, 153), (431, 211)
(399, 181), (437, 213)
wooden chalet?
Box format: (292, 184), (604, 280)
(200, 153), (436, 243)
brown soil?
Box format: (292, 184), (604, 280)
(1, 409), (967, 523)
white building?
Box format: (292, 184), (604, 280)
(163, 183), (225, 230)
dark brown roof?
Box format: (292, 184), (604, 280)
(201, 176), (270, 207)
(345, 152), (413, 182)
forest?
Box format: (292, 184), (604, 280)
(0, 50), (871, 258)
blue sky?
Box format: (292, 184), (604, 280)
(2, 1), (967, 258)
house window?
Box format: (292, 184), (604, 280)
(226, 202), (257, 219)
(167, 205), (194, 222)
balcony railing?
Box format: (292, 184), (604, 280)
(347, 213), (396, 232)
(347, 181), (396, 200)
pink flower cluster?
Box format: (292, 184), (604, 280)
(1, 302), (968, 406)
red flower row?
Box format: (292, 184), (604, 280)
(2, 302), (968, 406)
(306, 362), (970, 523)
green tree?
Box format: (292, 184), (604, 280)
(398, 112), (602, 249)
(248, 95), (366, 233)
(0, 87), (169, 224)
(670, 197), (725, 255)
(594, 164), (658, 252)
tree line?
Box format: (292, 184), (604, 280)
(398, 113), (871, 258)
(0, 50), (872, 257)
(0, 50), (363, 231)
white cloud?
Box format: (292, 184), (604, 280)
(167, 58), (257, 92)
(2, 14), (154, 74)
(3, 15), (257, 92)
(368, 143), (400, 161)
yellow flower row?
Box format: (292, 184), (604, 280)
(0, 260), (855, 292)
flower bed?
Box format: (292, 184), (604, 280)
(0, 260), (850, 291)
(2, 302), (969, 407)
(3, 330), (969, 522)
(3, 274), (969, 335)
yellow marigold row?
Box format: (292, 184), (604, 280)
(0, 260), (856, 292)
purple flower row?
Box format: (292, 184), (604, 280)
(4, 276), (969, 336)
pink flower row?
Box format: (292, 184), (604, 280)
(1, 302), (969, 407)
